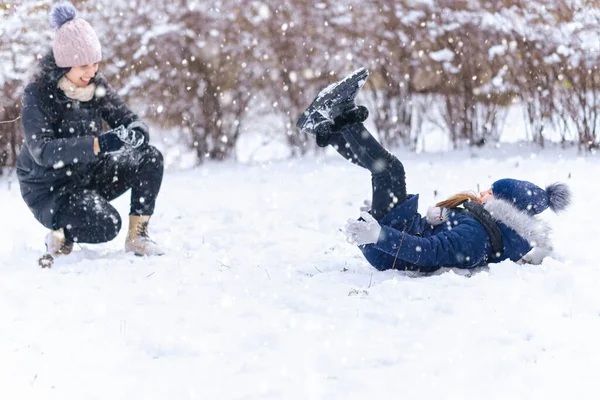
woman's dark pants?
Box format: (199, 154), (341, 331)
(55, 145), (164, 243)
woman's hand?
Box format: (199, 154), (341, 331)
(95, 124), (146, 155)
(96, 126), (127, 154)
(127, 120), (150, 147)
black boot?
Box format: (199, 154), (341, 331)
(296, 67), (370, 135)
(315, 106), (370, 147)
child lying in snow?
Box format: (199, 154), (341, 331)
(297, 68), (571, 273)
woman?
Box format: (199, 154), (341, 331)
(298, 69), (572, 273)
(17, 3), (164, 261)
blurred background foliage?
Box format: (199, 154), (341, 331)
(1, 0), (599, 169)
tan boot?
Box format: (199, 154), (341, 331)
(45, 228), (74, 255)
(125, 215), (165, 256)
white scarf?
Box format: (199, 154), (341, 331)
(58, 76), (97, 102)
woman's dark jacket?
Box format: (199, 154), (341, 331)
(17, 53), (144, 229)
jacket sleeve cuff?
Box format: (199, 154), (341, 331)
(374, 226), (405, 253)
(71, 136), (98, 164)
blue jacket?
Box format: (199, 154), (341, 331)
(360, 194), (551, 272)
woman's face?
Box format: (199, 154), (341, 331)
(65, 63), (99, 88)
(479, 188), (494, 204)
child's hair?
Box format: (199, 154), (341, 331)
(435, 191), (481, 209)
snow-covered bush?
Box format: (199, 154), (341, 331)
(1, 0), (599, 167)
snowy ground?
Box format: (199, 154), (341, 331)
(1, 143), (599, 400)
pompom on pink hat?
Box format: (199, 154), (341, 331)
(51, 2), (102, 68)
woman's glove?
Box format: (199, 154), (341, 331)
(97, 125), (126, 153)
(344, 211), (382, 245)
(127, 120), (150, 147)
(98, 124), (147, 154)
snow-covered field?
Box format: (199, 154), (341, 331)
(1, 143), (599, 400)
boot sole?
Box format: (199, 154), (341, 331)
(296, 67), (370, 134)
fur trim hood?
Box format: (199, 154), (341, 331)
(482, 198), (552, 252)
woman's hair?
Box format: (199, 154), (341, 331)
(436, 191), (481, 209)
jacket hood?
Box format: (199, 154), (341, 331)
(34, 52), (70, 89)
(31, 52), (107, 118)
(483, 197), (552, 252)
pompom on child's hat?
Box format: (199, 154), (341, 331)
(491, 178), (572, 216)
(51, 2), (102, 68)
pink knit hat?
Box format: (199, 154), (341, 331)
(51, 2), (102, 68)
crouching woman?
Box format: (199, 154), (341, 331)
(17, 3), (164, 259)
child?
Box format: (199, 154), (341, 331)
(298, 68), (571, 272)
